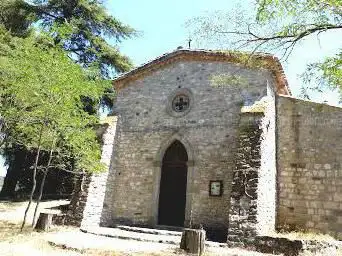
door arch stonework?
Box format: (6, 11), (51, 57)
(151, 134), (195, 227)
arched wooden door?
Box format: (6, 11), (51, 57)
(158, 140), (188, 226)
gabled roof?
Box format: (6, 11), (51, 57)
(113, 49), (291, 95)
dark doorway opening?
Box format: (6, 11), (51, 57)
(158, 140), (188, 227)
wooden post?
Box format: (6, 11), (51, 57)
(34, 212), (54, 232)
(180, 228), (206, 255)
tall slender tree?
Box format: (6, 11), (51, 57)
(0, 0), (135, 197)
(0, 26), (106, 229)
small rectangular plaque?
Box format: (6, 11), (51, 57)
(209, 180), (223, 196)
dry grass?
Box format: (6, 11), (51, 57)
(0, 220), (80, 256)
(2, 200), (326, 256)
(270, 230), (337, 242)
(0, 218), (186, 256)
(0, 220), (167, 256)
(0, 218), (278, 256)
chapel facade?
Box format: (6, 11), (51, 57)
(81, 49), (342, 243)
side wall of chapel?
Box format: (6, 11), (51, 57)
(276, 96), (342, 239)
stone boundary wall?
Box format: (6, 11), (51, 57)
(276, 96), (342, 239)
(81, 117), (117, 228)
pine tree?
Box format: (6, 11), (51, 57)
(1, 0), (135, 77)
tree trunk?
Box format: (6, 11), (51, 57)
(20, 123), (44, 231)
(32, 139), (55, 226)
(34, 212), (53, 232)
(32, 170), (48, 226)
(180, 228), (206, 255)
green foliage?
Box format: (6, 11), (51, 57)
(188, 0), (342, 100)
(256, 0), (342, 95)
(0, 0), (35, 37)
(321, 53), (342, 88)
(33, 0), (135, 77)
(210, 74), (249, 88)
(0, 0), (135, 78)
(302, 51), (342, 101)
(0, 27), (106, 173)
(256, 0), (341, 23)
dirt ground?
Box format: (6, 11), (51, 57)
(0, 200), (275, 256)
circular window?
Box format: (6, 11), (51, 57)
(167, 88), (193, 117)
(172, 94), (190, 112)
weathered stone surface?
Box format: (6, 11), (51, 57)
(227, 93), (277, 246)
(257, 92), (277, 236)
(35, 212), (54, 232)
(227, 113), (263, 246)
(78, 50), (342, 246)
(276, 96), (342, 239)
(81, 117), (117, 228)
(100, 59), (275, 236)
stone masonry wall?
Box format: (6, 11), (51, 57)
(227, 113), (263, 245)
(277, 96), (342, 239)
(81, 117), (117, 228)
(227, 93), (277, 246)
(101, 60), (278, 233)
(256, 89), (277, 235)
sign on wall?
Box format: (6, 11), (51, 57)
(209, 180), (223, 197)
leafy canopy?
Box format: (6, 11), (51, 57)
(188, 0), (342, 100)
(2, 0), (136, 78)
(0, 0), (35, 37)
(256, 0), (342, 99)
(0, 26), (107, 173)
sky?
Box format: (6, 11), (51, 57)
(0, 0), (341, 177)
(106, 0), (341, 104)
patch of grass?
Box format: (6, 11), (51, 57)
(0, 220), (41, 242)
(0, 220), (83, 256)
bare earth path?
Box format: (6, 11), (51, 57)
(0, 200), (275, 256)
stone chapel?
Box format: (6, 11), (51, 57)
(81, 49), (342, 243)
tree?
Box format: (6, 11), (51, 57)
(1, 0), (135, 77)
(0, 26), (106, 229)
(187, 0), (342, 99)
(0, 0), (135, 197)
(0, 0), (34, 37)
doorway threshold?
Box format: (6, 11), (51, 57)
(116, 225), (182, 236)
(155, 225), (184, 232)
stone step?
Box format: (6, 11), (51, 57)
(116, 225), (182, 236)
(81, 226), (180, 245)
(80, 226), (227, 248)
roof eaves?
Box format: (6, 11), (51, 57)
(113, 49), (291, 95)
